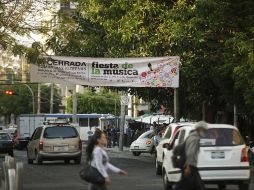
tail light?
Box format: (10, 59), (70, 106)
(146, 140), (152, 145)
(241, 147), (249, 162)
(39, 141), (44, 150)
(79, 139), (82, 150)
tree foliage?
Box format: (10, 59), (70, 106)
(47, 0), (254, 120)
(67, 90), (120, 115)
(0, 84), (62, 116)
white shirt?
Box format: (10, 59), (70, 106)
(90, 146), (121, 178)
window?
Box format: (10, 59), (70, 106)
(139, 131), (154, 139)
(179, 130), (186, 144)
(90, 118), (99, 127)
(32, 127), (42, 140)
(200, 128), (244, 147)
(0, 133), (10, 140)
(43, 126), (78, 139)
(79, 118), (88, 127)
(171, 131), (180, 146)
(163, 127), (172, 139)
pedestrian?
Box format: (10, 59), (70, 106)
(174, 121), (208, 190)
(111, 126), (117, 147)
(106, 125), (112, 148)
(126, 126), (132, 146)
(86, 129), (128, 190)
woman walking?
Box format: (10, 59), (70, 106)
(86, 129), (128, 190)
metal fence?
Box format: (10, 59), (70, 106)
(0, 156), (23, 190)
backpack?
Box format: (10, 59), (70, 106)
(171, 141), (186, 169)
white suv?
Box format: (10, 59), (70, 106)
(27, 124), (82, 165)
(155, 122), (195, 175)
(162, 124), (251, 190)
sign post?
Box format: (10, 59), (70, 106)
(119, 93), (130, 151)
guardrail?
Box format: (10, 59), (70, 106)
(1, 156), (23, 190)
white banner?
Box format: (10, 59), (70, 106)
(30, 56), (180, 88)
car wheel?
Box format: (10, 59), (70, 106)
(8, 151), (14, 157)
(163, 169), (172, 190)
(132, 152), (141, 156)
(218, 184), (226, 190)
(27, 152), (33, 164)
(155, 157), (162, 175)
(35, 151), (42, 165)
(239, 183), (249, 190)
(74, 157), (81, 165)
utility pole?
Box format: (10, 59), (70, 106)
(50, 83), (54, 114)
(174, 88), (179, 122)
(37, 83), (41, 114)
(72, 85), (77, 123)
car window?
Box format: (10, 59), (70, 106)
(0, 133), (10, 140)
(33, 127), (43, 140)
(138, 131), (154, 139)
(43, 126), (78, 139)
(163, 127), (172, 139)
(171, 131), (180, 146)
(200, 128), (244, 146)
(178, 130), (186, 144)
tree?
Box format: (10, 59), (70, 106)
(67, 90), (120, 115)
(0, 0), (56, 53)
(0, 84), (62, 123)
(47, 0), (254, 122)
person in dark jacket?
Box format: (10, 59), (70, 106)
(174, 121), (208, 190)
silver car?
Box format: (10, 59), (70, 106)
(27, 125), (82, 165)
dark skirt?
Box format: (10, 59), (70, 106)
(88, 183), (108, 190)
(174, 166), (205, 190)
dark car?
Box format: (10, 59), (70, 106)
(14, 137), (30, 150)
(0, 132), (14, 156)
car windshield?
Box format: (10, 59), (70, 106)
(200, 128), (244, 147)
(0, 133), (10, 140)
(43, 126), (78, 139)
(139, 131), (154, 139)
(163, 127), (172, 139)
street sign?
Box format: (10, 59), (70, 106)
(121, 95), (130, 106)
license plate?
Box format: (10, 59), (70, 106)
(211, 151), (225, 159)
(134, 146), (139, 150)
(54, 146), (68, 152)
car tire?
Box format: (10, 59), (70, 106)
(239, 183), (249, 190)
(8, 151), (14, 157)
(35, 151), (42, 165)
(163, 169), (172, 190)
(218, 184), (226, 190)
(132, 152), (141, 156)
(74, 157), (81, 165)
(27, 151), (33, 164)
(155, 157), (162, 175)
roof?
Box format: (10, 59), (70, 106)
(180, 123), (237, 131)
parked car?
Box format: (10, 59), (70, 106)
(3, 128), (17, 140)
(130, 130), (155, 156)
(0, 131), (14, 157)
(155, 122), (195, 175)
(162, 124), (251, 190)
(27, 123), (82, 165)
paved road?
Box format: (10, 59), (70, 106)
(10, 150), (254, 190)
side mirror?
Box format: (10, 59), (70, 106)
(163, 143), (173, 150)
